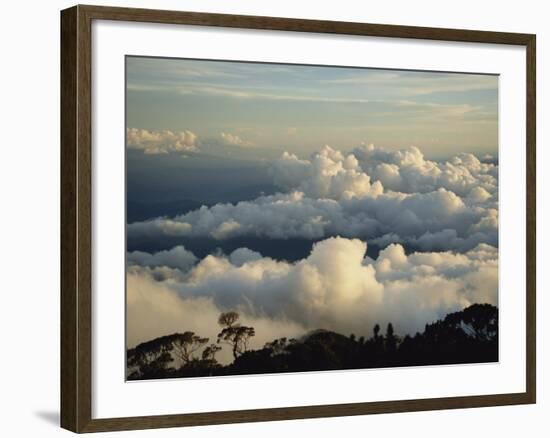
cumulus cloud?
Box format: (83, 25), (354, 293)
(353, 143), (498, 200)
(229, 247), (263, 266)
(127, 266), (306, 363)
(269, 145), (383, 200)
(127, 143), (498, 252)
(127, 127), (198, 154)
(127, 245), (197, 272)
(220, 132), (253, 147)
(127, 188), (496, 252)
(128, 237), (498, 349)
(126, 142), (499, 356)
(270, 143), (498, 203)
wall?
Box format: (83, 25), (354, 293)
(1, 0), (546, 436)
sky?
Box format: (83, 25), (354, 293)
(126, 56), (498, 160)
(125, 56), (499, 354)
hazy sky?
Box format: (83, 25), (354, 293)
(126, 56), (498, 159)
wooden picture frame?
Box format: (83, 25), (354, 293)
(61, 4), (536, 433)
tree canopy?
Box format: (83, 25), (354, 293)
(127, 304), (498, 380)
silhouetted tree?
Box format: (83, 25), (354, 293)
(385, 323), (397, 353)
(127, 304), (499, 380)
(370, 323), (384, 363)
(202, 344), (222, 362)
(443, 303), (498, 341)
(171, 331), (209, 365)
(127, 334), (179, 379)
(217, 311), (255, 359)
(218, 311), (239, 328)
(265, 337), (291, 356)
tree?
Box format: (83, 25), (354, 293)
(202, 344), (222, 362)
(373, 323), (380, 339)
(385, 323), (397, 353)
(127, 304), (499, 380)
(443, 303), (498, 341)
(127, 334), (179, 379)
(171, 331), (209, 365)
(265, 337), (293, 356)
(218, 311), (239, 328)
(217, 311), (255, 359)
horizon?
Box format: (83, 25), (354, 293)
(127, 56), (498, 161)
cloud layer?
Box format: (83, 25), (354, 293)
(127, 237), (498, 353)
(352, 143), (498, 199)
(127, 264), (306, 363)
(271, 143), (497, 201)
(128, 245), (197, 270)
(220, 132), (252, 147)
(127, 127), (198, 154)
(127, 189), (496, 252)
(270, 146), (383, 200)
(127, 143), (499, 357)
(127, 144), (497, 252)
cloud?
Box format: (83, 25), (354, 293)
(127, 128), (198, 154)
(268, 152), (312, 192)
(127, 237), (498, 350)
(467, 186), (492, 204)
(127, 266), (306, 363)
(269, 143), (497, 203)
(353, 143), (498, 200)
(211, 220), (242, 239)
(229, 248), (263, 266)
(172, 83), (373, 103)
(169, 84), (488, 121)
(127, 218), (192, 237)
(127, 188), (496, 252)
(220, 132), (253, 147)
(269, 145), (383, 200)
(127, 245), (197, 272)
(126, 144), (498, 252)
(321, 71), (497, 96)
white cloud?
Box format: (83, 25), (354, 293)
(127, 144), (498, 252)
(353, 143), (498, 200)
(127, 266), (306, 362)
(220, 132), (252, 147)
(127, 188), (496, 252)
(321, 71), (496, 96)
(229, 248), (263, 266)
(127, 237), (498, 349)
(210, 219), (242, 239)
(269, 152), (312, 191)
(269, 145), (383, 200)
(269, 143), (497, 205)
(127, 245), (197, 272)
(175, 84), (373, 103)
(127, 128), (198, 154)
(127, 218), (192, 237)
(467, 186), (492, 204)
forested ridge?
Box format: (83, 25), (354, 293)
(127, 303), (498, 380)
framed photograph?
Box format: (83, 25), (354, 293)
(60, 4), (536, 433)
